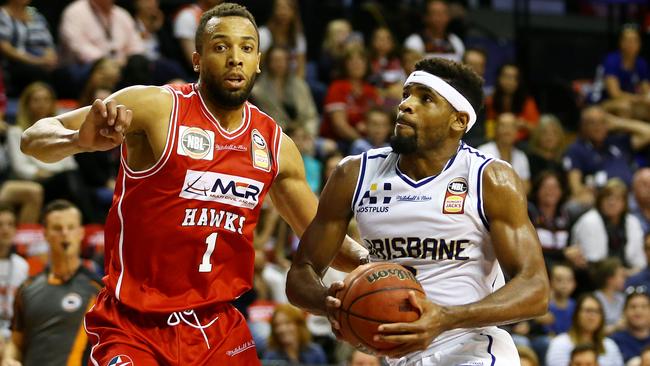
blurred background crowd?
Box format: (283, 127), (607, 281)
(2, 0), (650, 365)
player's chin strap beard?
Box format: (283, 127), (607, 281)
(167, 310), (219, 349)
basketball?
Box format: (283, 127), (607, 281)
(335, 262), (425, 351)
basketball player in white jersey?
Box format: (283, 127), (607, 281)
(286, 58), (549, 365)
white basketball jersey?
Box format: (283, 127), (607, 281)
(352, 142), (506, 341)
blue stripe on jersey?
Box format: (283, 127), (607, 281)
(485, 334), (496, 366)
(351, 152), (368, 210)
(367, 153), (389, 159)
(394, 149), (460, 188)
(460, 142), (488, 160)
(477, 158), (493, 230)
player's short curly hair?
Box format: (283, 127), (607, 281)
(195, 3), (259, 53)
(414, 58), (485, 114)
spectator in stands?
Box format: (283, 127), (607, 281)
(632, 168), (650, 234)
(564, 106), (650, 207)
(133, 0), (187, 84)
(173, 0), (222, 68)
(263, 304), (327, 364)
(318, 19), (362, 84)
(78, 57), (120, 107)
(251, 46), (318, 136)
(626, 234), (650, 291)
(368, 27), (403, 90)
(347, 350), (381, 366)
(321, 151), (343, 189)
(0, 0), (57, 96)
(2, 200), (101, 366)
(569, 343), (600, 366)
(546, 293), (623, 366)
(571, 178), (646, 270)
(0, 181), (42, 224)
(593, 258), (627, 334)
(527, 114), (567, 182)
(528, 171), (571, 265)
(259, 0), (306, 78)
(611, 290), (650, 363)
(519, 345), (540, 366)
(478, 113), (531, 192)
(320, 47), (382, 146)
(59, 0), (144, 87)
(0, 204), (28, 345)
(349, 108), (392, 155)
(601, 25), (650, 121)
(404, 0), (464, 62)
(544, 263), (577, 336)
(463, 47), (493, 95)
(485, 63), (539, 141)
(285, 124), (321, 193)
(7, 82), (96, 223)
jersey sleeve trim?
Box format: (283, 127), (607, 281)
(351, 152), (368, 211)
(273, 124), (283, 178)
(477, 158), (494, 231)
(121, 85), (179, 180)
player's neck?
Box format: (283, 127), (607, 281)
(198, 86), (246, 132)
(398, 139), (459, 181)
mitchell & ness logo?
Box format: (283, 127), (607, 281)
(179, 170), (264, 209)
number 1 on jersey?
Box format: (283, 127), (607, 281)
(199, 233), (217, 272)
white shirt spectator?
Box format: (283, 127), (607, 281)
(0, 254), (28, 339)
(571, 209), (646, 269)
(477, 141), (530, 181)
(404, 32), (464, 62)
(173, 4), (201, 41)
(258, 26), (307, 54)
(546, 333), (623, 366)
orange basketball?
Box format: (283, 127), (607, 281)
(335, 262), (425, 351)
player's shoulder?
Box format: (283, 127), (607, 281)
(113, 85), (173, 106)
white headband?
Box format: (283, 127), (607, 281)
(404, 70), (477, 131)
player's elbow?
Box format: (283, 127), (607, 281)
(528, 274), (550, 317)
(285, 265), (302, 307)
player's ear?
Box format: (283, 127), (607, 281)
(452, 112), (469, 132)
(192, 52), (201, 73)
(256, 52), (261, 74)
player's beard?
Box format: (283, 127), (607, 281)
(390, 133), (418, 154)
(203, 73), (257, 109)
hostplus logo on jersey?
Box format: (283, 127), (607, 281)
(180, 170), (264, 209)
(177, 126), (215, 160)
(357, 182), (391, 213)
(107, 355), (133, 366)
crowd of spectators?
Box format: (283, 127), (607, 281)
(0, 0), (650, 365)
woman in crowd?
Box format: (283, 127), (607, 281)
(528, 171), (571, 266)
(6, 82), (95, 222)
(571, 178), (646, 271)
(368, 27), (403, 90)
(546, 293), (624, 366)
(485, 63), (540, 141)
(319, 19), (362, 83)
(527, 114), (566, 182)
(259, 0), (306, 77)
(263, 304), (327, 364)
(252, 46), (319, 136)
(320, 47), (381, 147)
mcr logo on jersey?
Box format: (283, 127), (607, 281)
(179, 170), (264, 209)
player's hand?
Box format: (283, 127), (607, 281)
(77, 99), (132, 152)
(325, 281), (345, 339)
(374, 291), (446, 358)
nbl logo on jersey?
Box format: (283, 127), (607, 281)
(180, 170), (264, 209)
(357, 182), (392, 213)
(177, 126), (215, 160)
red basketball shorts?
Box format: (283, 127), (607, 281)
(84, 289), (260, 366)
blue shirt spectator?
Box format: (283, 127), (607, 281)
(610, 330), (650, 362)
(564, 133), (634, 188)
(545, 298), (576, 335)
(603, 51), (649, 95)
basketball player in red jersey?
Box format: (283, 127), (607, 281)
(20, 3), (367, 365)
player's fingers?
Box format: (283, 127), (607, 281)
(328, 316), (341, 330)
(100, 128), (125, 145)
(105, 100), (117, 126)
(114, 105), (131, 133)
(92, 99), (107, 118)
(378, 321), (424, 334)
(325, 295), (341, 309)
(375, 333), (419, 344)
(327, 281), (345, 296)
(408, 291), (424, 314)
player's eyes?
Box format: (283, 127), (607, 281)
(422, 95), (433, 103)
(242, 45), (254, 52)
(402, 92), (409, 100)
(214, 44), (227, 52)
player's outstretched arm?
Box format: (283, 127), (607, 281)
(376, 161), (549, 358)
(284, 153), (362, 316)
(270, 135), (368, 273)
(21, 86), (171, 163)
(2, 331), (24, 365)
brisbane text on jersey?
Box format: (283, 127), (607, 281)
(364, 237), (471, 261)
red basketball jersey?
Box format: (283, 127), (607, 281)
(103, 83), (282, 313)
